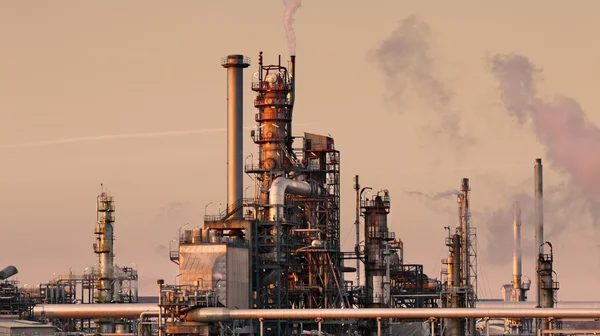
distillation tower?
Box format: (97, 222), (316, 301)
(166, 53), (345, 336)
(441, 178), (478, 336)
(35, 188), (139, 334)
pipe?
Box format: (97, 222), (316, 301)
(476, 301), (600, 309)
(268, 176), (314, 220)
(512, 201), (522, 294)
(33, 303), (158, 318)
(535, 158), (543, 309)
(33, 303), (600, 319)
(354, 175), (360, 287)
(0, 266), (18, 280)
(185, 308), (600, 322)
(222, 54), (250, 219)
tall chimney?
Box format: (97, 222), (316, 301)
(512, 201), (522, 293)
(222, 55), (250, 219)
(534, 158), (543, 307)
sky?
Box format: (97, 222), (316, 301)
(1, 0), (600, 301)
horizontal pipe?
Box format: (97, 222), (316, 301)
(543, 331), (600, 334)
(33, 304), (158, 318)
(185, 308), (600, 322)
(476, 301), (600, 309)
(36, 303), (600, 320)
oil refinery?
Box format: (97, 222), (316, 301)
(1, 52), (597, 336)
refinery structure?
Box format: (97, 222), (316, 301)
(3, 51), (599, 336)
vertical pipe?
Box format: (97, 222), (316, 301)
(157, 280), (163, 336)
(534, 158), (543, 309)
(355, 175), (360, 287)
(259, 318), (263, 336)
(513, 202), (522, 297)
(222, 55), (250, 219)
(288, 55), (296, 150)
(377, 318), (381, 336)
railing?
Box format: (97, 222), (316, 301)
(251, 81), (290, 91)
(203, 198), (263, 222)
(255, 111), (291, 121)
(366, 228), (395, 240)
(220, 55), (251, 66)
(360, 198), (391, 209)
(169, 251), (179, 260)
(254, 97), (292, 107)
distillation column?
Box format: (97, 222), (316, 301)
(222, 54), (250, 219)
(94, 190), (116, 333)
(362, 191), (391, 336)
(445, 233), (465, 336)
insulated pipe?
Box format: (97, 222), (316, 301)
(512, 201), (522, 293)
(33, 304), (159, 318)
(33, 304), (600, 320)
(268, 177), (314, 220)
(222, 54), (250, 219)
(185, 308), (600, 322)
(0, 266), (18, 280)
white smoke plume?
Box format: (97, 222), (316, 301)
(282, 0), (302, 55)
(1, 128), (227, 149)
(370, 15), (469, 146)
(489, 54), (600, 227)
(405, 189), (460, 200)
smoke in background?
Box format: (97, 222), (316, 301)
(480, 184), (589, 266)
(370, 15), (468, 146)
(407, 181), (588, 266)
(282, 0), (302, 55)
(490, 54), (600, 227)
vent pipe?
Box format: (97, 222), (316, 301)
(222, 55), (250, 219)
(534, 158), (543, 308)
(512, 201), (522, 293)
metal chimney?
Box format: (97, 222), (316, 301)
(512, 201), (522, 293)
(534, 158), (543, 308)
(222, 55), (250, 219)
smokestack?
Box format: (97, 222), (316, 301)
(0, 266), (18, 280)
(534, 158), (543, 308)
(512, 201), (522, 291)
(222, 55), (250, 219)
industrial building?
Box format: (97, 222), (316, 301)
(4, 51), (588, 336)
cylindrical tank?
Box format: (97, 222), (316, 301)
(183, 230), (193, 244)
(0, 266), (18, 280)
(192, 227), (202, 244)
(362, 193), (391, 309)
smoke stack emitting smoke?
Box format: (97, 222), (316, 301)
(490, 54), (600, 226)
(282, 0), (302, 55)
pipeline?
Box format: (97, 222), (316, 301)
(33, 304), (158, 318)
(186, 308), (600, 322)
(268, 176), (314, 220)
(33, 304), (600, 321)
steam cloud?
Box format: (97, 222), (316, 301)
(406, 189), (460, 200)
(489, 54), (600, 225)
(480, 185), (589, 266)
(282, 0), (302, 55)
(371, 15), (467, 145)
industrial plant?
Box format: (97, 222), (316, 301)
(1, 51), (597, 336)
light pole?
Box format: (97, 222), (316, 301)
(169, 238), (176, 256)
(178, 223), (189, 242)
(205, 202), (213, 216)
(175, 273), (183, 286)
(245, 186), (251, 199)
